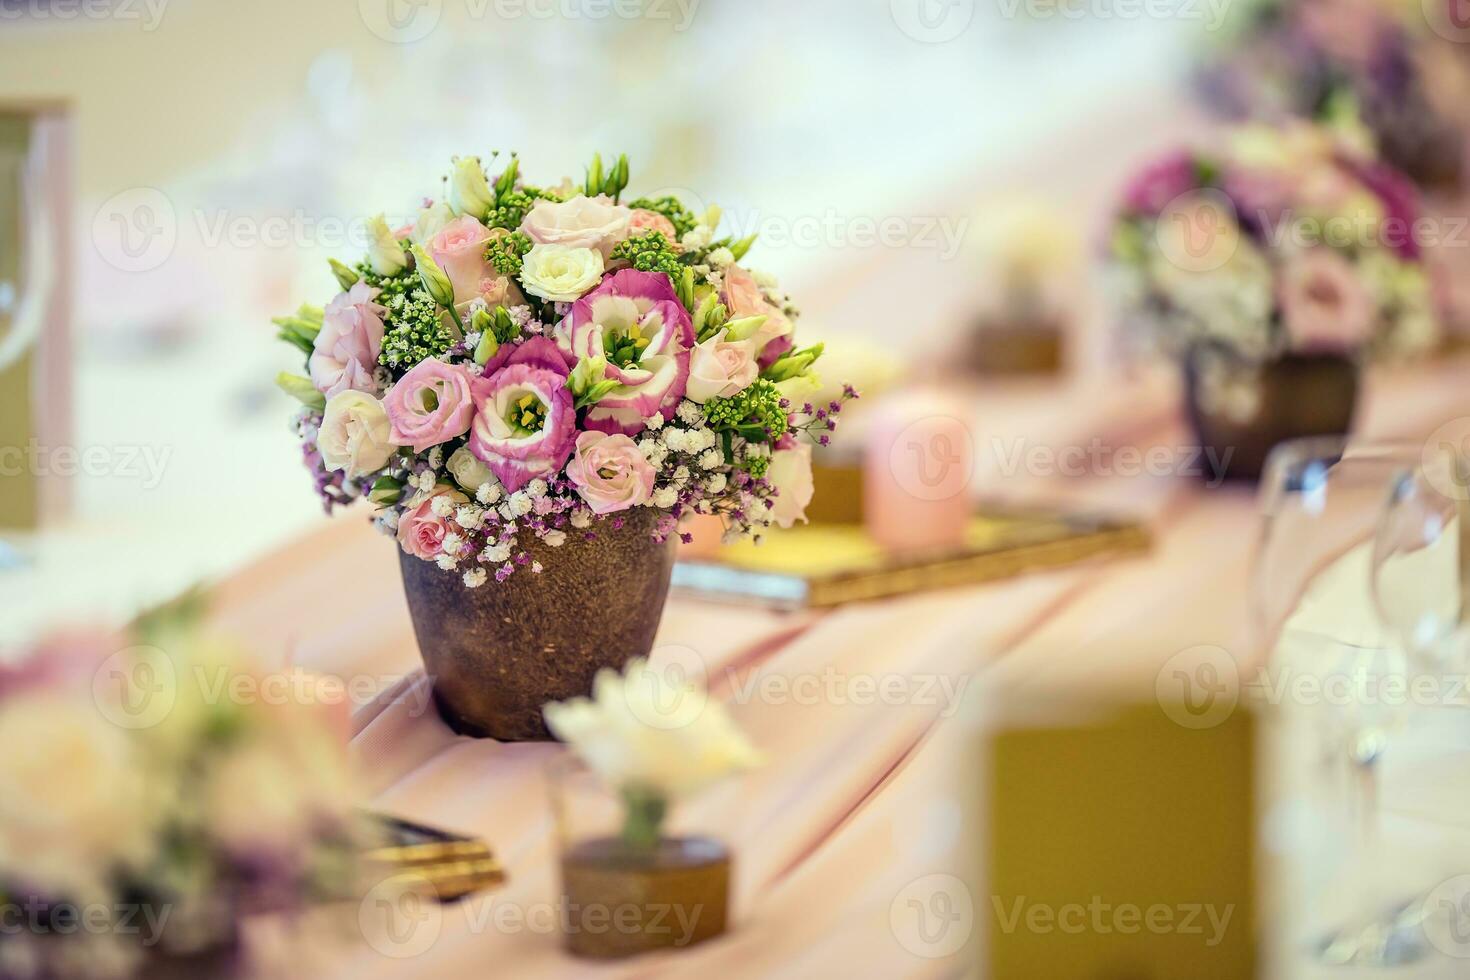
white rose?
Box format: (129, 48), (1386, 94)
(543, 658), (763, 801)
(686, 328), (760, 404)
(520, 194), (632, 259)
(319, 390), (394, 479)
(447, 446), (495, 493)
(520, 244), (605, 302)
(766, 442), (814, 529)
(0, 696), (158, 899)
(365, 213), (407, 276)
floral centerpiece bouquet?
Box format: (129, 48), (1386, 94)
(1197, 0), (1470, 193)
(542, 659), (762, 958)
(272, 153), (851, 740)
(0, 614), (362, 979)
(1108, 123), (1442, 479)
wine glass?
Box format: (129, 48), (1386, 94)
(1255, 437), (1430, 966)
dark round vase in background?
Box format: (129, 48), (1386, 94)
(1184, 350), (1361, 484)
(399, 508), (676, 741)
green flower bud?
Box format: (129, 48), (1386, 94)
(494, 155), (520, 201)
(703, 204), (723, 232)
(585, 153), (605, 197)
(329, 258), (360, 291)
(692, 291), (720, 340)
(275, 372), (326, 411)
(762, 343), (824, 383)
(575, 378), (622, 410)
(297, 304), (325, 326)
(449, 156), (496, 219)
(474, 322), (500, 365)
(569, 355), (609, 397)
(730, 233), (758, 261)
(676, 267), (696, 313)
(604, 154), (629, 201)
(368, 475), (404, 506)
(410, 245), (456, 309)
(722, 314), (768, 342)
(366, 213), (408, 276)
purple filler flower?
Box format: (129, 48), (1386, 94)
(468, 360), (576, 494)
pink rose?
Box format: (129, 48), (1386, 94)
(686, 329), (759, 404)
(383, 359), (477, 453)
(1279, 249), (1375, 353)
(397, 487), (468, 561)
(565, 431), (656, 515)
(310, 283), (386, 397)
(520, 194), (633, 259)
(429, 215), (494, 305)
(628, 209), (678, 242)
(722, 264), (792, 366)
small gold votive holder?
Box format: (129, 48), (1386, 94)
(549, 758), (733, 959)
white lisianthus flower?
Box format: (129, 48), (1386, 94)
(413, 201), (456, 244)
(319, 390), (395, 479)
(543, 658), (763, 801)
(366, 213), (408, 276)
(520, 244), (605, 302)
(448, 156), (495, 219)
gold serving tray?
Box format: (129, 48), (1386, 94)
(362, 814), (507, 903)
(673, 511), (1149, 610)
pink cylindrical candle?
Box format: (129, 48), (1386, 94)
(863, 388), (976, 552)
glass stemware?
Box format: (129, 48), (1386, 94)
(1255, 437), (1431, 966)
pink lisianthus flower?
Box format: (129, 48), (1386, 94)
(520, 194), (633, 259)
(721, 264), (793, 368)
(628, 209), (679, 243)
(564, 431), (656, 514)
(563, 269), (694, 435)
(397, 487), (469, 560)
(310, 282), (386, 397)
(479, 335), (571, 378)
(468, 359), (577, 493)
(686, 328), (760, 403)
(1279, 249), (1376, 354)
(430, 215), (494, 304)
(383, 358), (477, 453)
(766, 440), (815, 529)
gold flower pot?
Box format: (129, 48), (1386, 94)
(559, 836), (731, 959)
(398, 508), (676, 741)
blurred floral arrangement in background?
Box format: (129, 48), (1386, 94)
(0, 607), (361, 979)
(1108, 123), (1442, 365)
(273, 154), (853, 589)
(1198, 0), (1470, 192)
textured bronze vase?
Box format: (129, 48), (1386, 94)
(399, 508), (676, 741)
(1184, 350), (1360, 484)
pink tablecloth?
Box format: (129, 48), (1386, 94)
(208, 354), (1470, 978)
